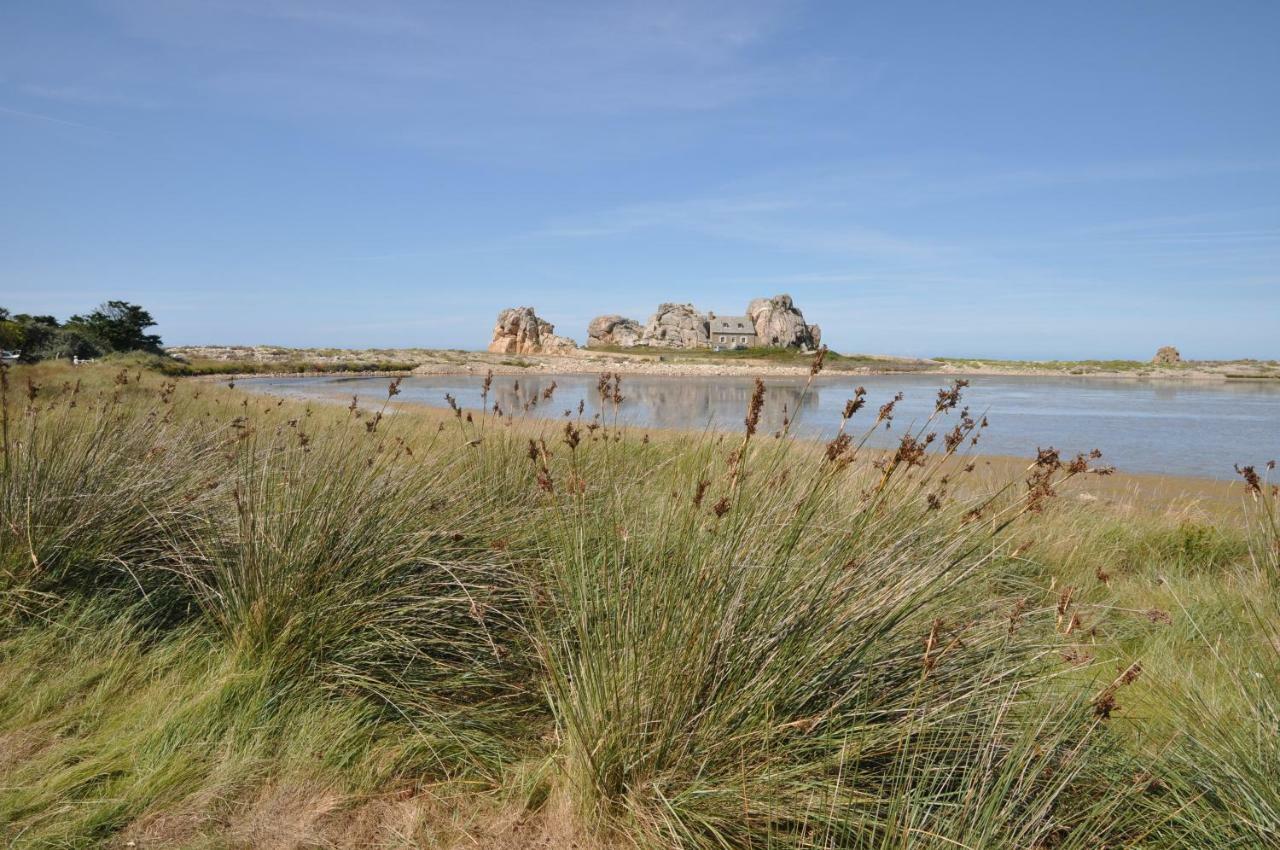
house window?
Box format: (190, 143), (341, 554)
(737, 322), (743, 329)
(719, 336), (726, 342)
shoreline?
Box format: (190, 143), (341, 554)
(235, 374), (1258, 503)
(171, 346), (1280, 383)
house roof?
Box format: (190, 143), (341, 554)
(711, 316), (755, 333)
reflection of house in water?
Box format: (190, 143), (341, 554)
(488, 376), (818, 433)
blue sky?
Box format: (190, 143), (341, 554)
(2, 0), (1277, 358)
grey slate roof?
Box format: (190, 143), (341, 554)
(710, 316), (756, 334)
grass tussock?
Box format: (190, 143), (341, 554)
(0, 358), (1276, 848)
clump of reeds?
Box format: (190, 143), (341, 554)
(0, 359), (1274, 848)
(0, 368), (221, 622)
(530, 374), (1136, 846)
(1134, 460), (1280, 846)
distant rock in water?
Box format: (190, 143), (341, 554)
(488, 307), (577, 355)
(747, 294), (819, 349)
(587, 314), (644, 348)
(1153, 346), (1182, 365)
(641, 303), (710, 349)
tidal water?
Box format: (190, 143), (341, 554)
(243, 373), (1280, 480)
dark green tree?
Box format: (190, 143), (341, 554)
(11, 314), (61, 359)
(66, 301), (163, 354)
(2, 311), (61, 354)
(0, 312), (20, 350)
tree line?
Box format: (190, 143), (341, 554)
(0, 301), (163, 362)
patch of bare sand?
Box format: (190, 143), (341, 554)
(113, 782), (610, 850)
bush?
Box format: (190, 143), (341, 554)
(31, 326), (106, 361)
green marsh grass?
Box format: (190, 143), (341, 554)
(0, 359), (1275, 847)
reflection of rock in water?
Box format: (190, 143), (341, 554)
(487, 379), (567, 416)
(488, 377), (818, 432)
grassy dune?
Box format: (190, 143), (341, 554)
(1, 359), (1276, 848)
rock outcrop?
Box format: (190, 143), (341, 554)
(487, 307), (577, 355)
(1153, 346), (1181, 366)
(640, 303), (709, 349)
(586, 314), (644, 348)
(747, 294), (818, 349)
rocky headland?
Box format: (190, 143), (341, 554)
(169, 310), (1277, 383)
(586, 315), (644, 348)
(487, 306), (577, 355)
(579, 294), (822, 352)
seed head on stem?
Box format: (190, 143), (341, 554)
(744, 378), (765, 437)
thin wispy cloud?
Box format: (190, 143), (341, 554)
(0, 103), (107, 132)
(89, 0), (835, 118)
(18, 83), (163, 110)
(531, 190), (941, 262)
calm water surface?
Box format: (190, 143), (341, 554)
(244, 373), (1280, 480)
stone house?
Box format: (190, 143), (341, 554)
(708, 313), (757, 349)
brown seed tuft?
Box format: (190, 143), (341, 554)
(693, 478), (711, 508)
(892, 433), (929, 469)
(563, 421), (581, 450)
(877, 392), (904, 428)
(744, 378), (766, 437)
(934, 379), (969, 413)
(1235, 463), (1262, 495)
(809, 345), (828, 376)
(1093, 662), (1143, 719)
(825, 432), (852, 463)
(842, 387), (867, 421)
(1061, 648), (1094, 666)
(1007, 598), (1028, 634)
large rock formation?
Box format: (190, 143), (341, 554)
(1153, 346), (1181, 366)
(487, 307), (577, 355)
(747, 294), (818, 349)
(586, 314), (644, 348)
(640, 303), (709, 349)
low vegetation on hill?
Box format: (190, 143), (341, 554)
(167, 344), (1280, 380)
(0, 358), (1276, 847)
(581, 344), (940, 371)
(933, 356), (1280, 379)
